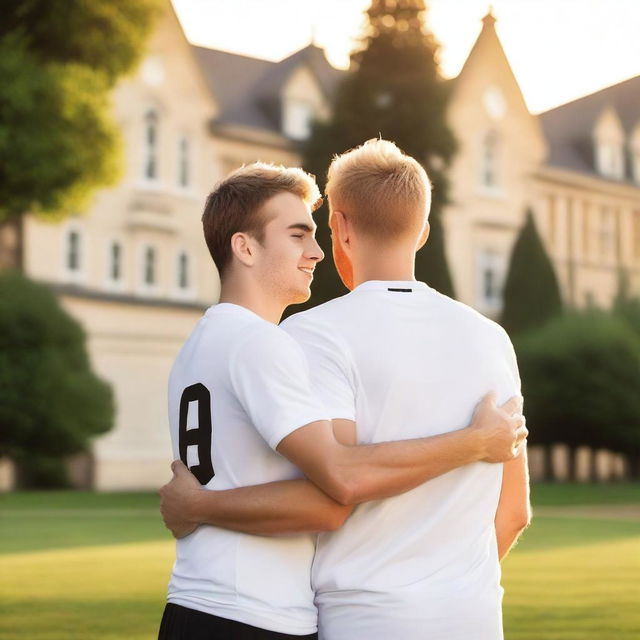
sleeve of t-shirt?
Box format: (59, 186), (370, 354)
(497, 325), (523, 405)
(281, 314), (356, 422)
(229, 323), (330, 450)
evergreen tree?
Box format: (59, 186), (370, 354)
(0, 271), (114, 486)
(295, 0), (457, 312)
(500, 210), (563, 336)
(0, 0), (161, 267)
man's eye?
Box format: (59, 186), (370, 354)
(292, 234), (304, 239)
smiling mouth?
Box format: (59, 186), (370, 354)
(299, 267), (314, 277)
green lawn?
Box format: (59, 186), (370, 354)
(1, 484), (639, 639)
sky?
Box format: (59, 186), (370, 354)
(171, 0), (640, 114)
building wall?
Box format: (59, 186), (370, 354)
(22, 6), (224, 490)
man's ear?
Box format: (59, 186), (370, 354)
(330, 210), (354, 291)
(417, 222), (430, 250)
(331, 210), (352, 250)
(230, 232), (256, 267)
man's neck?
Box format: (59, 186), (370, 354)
(218, 280), (284, 325)
(350, 247), (417, 289)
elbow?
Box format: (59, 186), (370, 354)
(318, 504), (354, 532)
(317, 465), (359, 506)
(511, 507), (532, 533)
(497, 505), (532, 535)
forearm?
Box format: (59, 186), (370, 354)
(495, 514), (529, 560)
(329, 427), (482, 505)
(189, 478), (352, 535)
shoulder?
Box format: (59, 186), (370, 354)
(232, 319), (305, 365)
(282, 293), (353, 333)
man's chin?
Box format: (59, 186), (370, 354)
(289, 288), (312, 305)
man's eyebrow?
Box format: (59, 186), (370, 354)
(287, 223), (316, 233)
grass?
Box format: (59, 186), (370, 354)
(1, 483), (639, 639)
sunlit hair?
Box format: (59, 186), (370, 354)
(326, 139), (432, 240)
(202, 162), (322, 276)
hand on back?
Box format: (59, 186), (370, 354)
(470, 393), (527, 463)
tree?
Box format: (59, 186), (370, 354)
(0, 271), (114, 486)
(613, 270), (640, 340)
(515, 312), (640, 480)
(0, 0), (161, 267)
(296, 0), (457, 312)
(501, 210), (563, 336)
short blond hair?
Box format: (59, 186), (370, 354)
(326, 139), (431, 239)
(202, 162), (321, 275)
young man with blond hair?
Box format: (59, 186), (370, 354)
(159, 154), (527, 639)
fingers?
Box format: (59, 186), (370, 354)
(171, 459), (188, 474)
(500, 394), (524, 415)
(478, 391), (497, 410)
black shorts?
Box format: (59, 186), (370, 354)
(158, 603), (318, 640)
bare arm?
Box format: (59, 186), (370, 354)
(277, 394), (525, 506)
(495, 443), (531, 560)
(160, 395), (525, 536)
(160, 421), (357, 538)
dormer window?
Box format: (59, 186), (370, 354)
(283, 100), (313, 140)
(593, 108), (625, 180)
(596, 141), (624, 179)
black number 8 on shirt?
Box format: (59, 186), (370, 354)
(178, 383), (214, 484)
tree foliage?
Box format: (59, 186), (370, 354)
(0, 0), (161, 221)
(0, 271), (114, 486)
(515, 312), (640, 463)
(296, 0), (457, 311)
(501, 210), (563, 336)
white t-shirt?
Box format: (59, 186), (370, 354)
(282, 280), (521, 640)
(167, 303), (329, 635)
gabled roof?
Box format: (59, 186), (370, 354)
(538, 75), (640, 180)
(192, 44), (344, 133)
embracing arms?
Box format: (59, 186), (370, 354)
(160, 394), (526, 537)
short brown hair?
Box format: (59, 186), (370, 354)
(202, 162), (321, 276)
(326, 139), (432, 239)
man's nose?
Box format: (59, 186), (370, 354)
(307, 238), (324, 262)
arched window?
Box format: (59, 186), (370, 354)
(481, 131), (499, 189)
(144, 110), (159, 181)
(178, 136), (190, 188)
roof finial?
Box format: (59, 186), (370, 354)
(310, 21), (319, 47)
(483, 4), (496, 27)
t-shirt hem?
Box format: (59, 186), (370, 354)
(167, 596), (318, 635)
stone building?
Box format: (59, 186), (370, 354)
(3, 4), (638, 489)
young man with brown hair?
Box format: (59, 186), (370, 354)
(158, 155), (526, 640)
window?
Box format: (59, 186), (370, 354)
(109, 241), (122, 283)
(596, 141), (624, 179)
(481, 131), (499, 189)
(477, 249), (505, 314)
(178, 136), (190, 189)
(144, 110), (159, 181)
(178, 251), (189, 290)
(144, 246), (156, 286)
(67, 230), (81, 272)
(283, 101), (313, 140)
